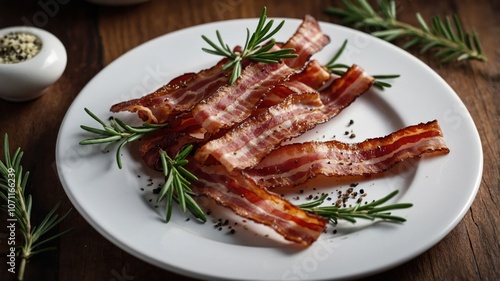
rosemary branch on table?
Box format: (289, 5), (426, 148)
(325, 39), (400, 89)
(299, 190), (412, 224)
(0, 134), (72, 281)
(326, 0), (487, 62)
(202, 6), (298, 84)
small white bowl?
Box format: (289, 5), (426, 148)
(0, 26), (67, 102)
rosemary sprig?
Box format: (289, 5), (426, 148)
(0, 134), (72, 281)
(79, 109), (205, 222)
(299, 190), (412, 224)
(325, 39), (400, 89)
(157, 147), (206, 223)
(202, 6), (298, 84)
(326, 0), (487, 62)
(79, 107), (167, 169)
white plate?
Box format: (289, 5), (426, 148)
(56, 18), (482, 280)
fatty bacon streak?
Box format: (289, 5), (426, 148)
(242, 120), (450, 188)
(188, 162), (327, 246)
(194, 64), (374, 172)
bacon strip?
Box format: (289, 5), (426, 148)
(194, 65), (374, 171)
(191, 16), (330, 134)
(255, 60), (331, 113)
(192, 61), (297, 133)
(189, 163), (327, 246)
(282, 15), (331, 69)
(242, 120), (450, 188)
(110, 58), (232, 124)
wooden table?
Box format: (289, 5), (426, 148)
(0, 0), (498, 280)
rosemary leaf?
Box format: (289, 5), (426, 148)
(183, 195), (206, 221)
(453, 15), (464, 42)
(444, 16), (457, 42)
(325, 39), (348, 67)
(157, 169), (173, 203)
(416, 13), (430, 33)
(402, 37), (421, 49)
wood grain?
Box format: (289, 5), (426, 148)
(0, 0), (498, 280)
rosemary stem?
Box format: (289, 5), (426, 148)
(14, 170), (31, 281)
(18, 256), (27, 281)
